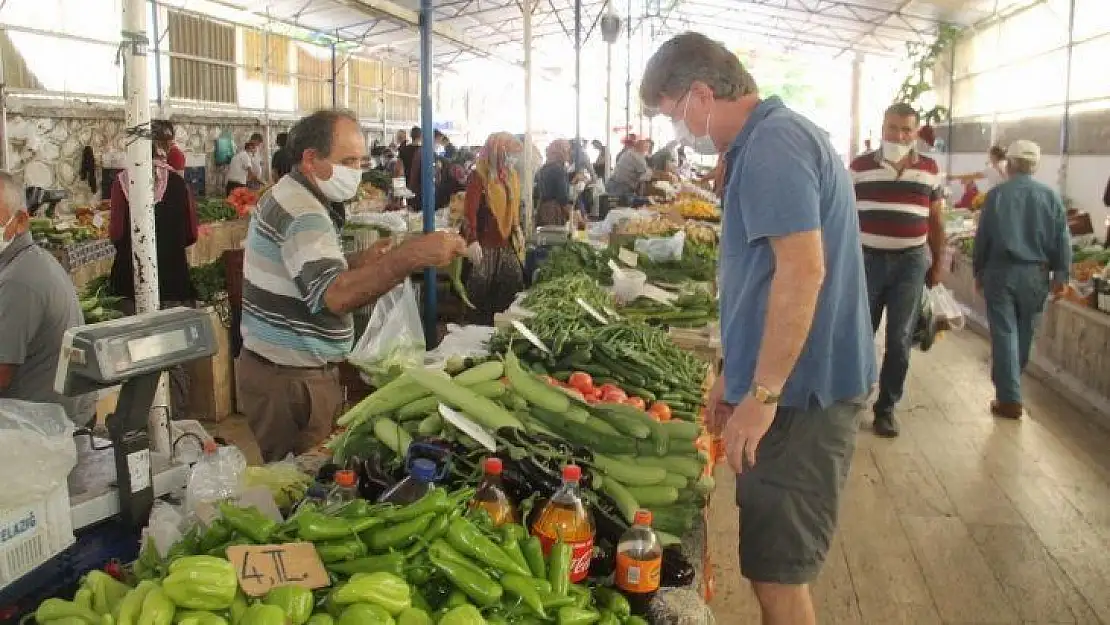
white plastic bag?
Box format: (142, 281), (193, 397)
(635, 229), (686, 263)
(424, 324), (497, 369)
(349, 278), (426, 383)
(184, 445), (247, 515)
(0, 399), (77, 507)
(928, 284), (965, 331)
(144, 500), (186, 558)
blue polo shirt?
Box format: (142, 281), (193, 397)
(719, 97), (875, 408)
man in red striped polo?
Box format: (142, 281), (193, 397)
(850, 103), (946, 437)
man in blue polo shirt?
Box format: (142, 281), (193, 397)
(641, 33), (875, 625)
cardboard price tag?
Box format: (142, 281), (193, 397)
(227, 543), (330, 597)
(617, 248), (639, 267)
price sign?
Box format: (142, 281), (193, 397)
(511, 320), (551, 354)
(227, 543), (330, 597)
(616, 248), (639, 267)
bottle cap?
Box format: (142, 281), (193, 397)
(202, 440), (218, 455)
(412, 458), (438, 483)
(562, 464), (582, 482)
(484, 457), (503, 475)
(633, 509), (653, 526)
(334, 469), (357, 488)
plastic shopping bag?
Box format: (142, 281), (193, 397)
(349, 278), (425, 387)
(928, 284), (966, 331)
(635, 229), (686, 263)
(0, 399), (77, 507)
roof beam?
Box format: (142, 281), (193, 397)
(682, 0), (932, 38)
(660, 15), (896, 56)
(832, 0), (917, 58)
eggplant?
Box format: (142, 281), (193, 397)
(661, 546), (695, 588)
(589, 539), (616, 578)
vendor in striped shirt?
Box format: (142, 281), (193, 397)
(238, 109), (466, 462)
(850, 102), (946, 438)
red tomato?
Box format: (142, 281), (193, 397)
(599, 383), (622, 396)
(601, 388), (628, 403)
(648, 402), (673, 422)
(568, 372), (594, 393)
(625, 397), (647, 410)
(563, 387), (586, 402)
(586, 388), (602, 401)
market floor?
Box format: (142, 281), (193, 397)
(707, 328), (1110, 624)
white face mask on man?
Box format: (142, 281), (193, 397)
(316, 163), (363, 202)
(672, 92), (717, 156)
(0, 214), (15, 254)
(880, 140), (913, 164)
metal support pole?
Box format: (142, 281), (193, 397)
(123, 0), (170, 455)
(624, 0), (631, 134)
(849, 52), (862, 159)
(522, 0), (535, 234)
(604, 42), (612, 179)
(946, 43), (956, 177)
(574, 0), (582, 153)
(419, 0), (437, 347)
(1058, 0), (1077, 192)
(262, 22), (272, 182)
(380, 62), (387, 140)
(331, 41), (338, 108)
(0, 45), (10, 170)
(151, 2), (164, 114)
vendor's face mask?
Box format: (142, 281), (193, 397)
(0, 214), (15, 254)
(316, 162), (363, 202)
(673, 91), (717, 156)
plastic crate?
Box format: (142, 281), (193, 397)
(0, 486), (74, 592)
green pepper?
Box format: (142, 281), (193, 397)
(228, 593), (249, 625)
(444, 517), (531, 577)
(40, 619), (91, 625)
(174, 610), (229, 625)
(327, 553), (405, 577)
(396, 607), (432, 625)
(218, 503), (278, 544)
(592, 588), (630, 620)
(297, 511), (380, 542)
(502, 540), (530, 576)
(556, 606), (599, 625)
(624, 617), (649, 625)
(331, 572), (411, 615)
(548, 542), (572, 597)
(117, 581), (158, 625)
(404, 509), (458, 557)
(197, 520), (234, 553)
(486, 615), (509, 625)
(333, 499), (376, 518)
(162, 556), (238, 611)
(368, 513), (435, 552)
(444, 590), (469, 610)
(426, 540), (502, 608)
(449, 257), (477, 310)
(305, 615), (334, 625)
(316, 536), (367, 563)
(82, 570), (131, 616)
(138, 585), (176, 625)
(500, 574), (547, 618)
(75, 587), (95, 611)
(407, 587), (431, 614)
(521, 537), (546, 579)
(262, 586), (314, 625)
(378, 489), (450, 523)
(567, 584), (590, 610)
(500, 524), (527, 544)
(239, 604), (286, 625)
(541, 594), (577, 611)
(596, 611), (620, 625)
(437, 605), (485, 625)
(336, 604), (394, 625)
(34, 598), (103, 624)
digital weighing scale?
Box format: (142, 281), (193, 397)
(55, 307), (218, 530)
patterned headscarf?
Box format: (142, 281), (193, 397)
(478, 132), (523, 182)
(546, 139), (571, 163)
(475, 132), (523, 241)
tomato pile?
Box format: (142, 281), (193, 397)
(538, 372), (674, 422)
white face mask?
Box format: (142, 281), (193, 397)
(881, 140), (912, 163)
(673, 92), (717, 156)
(0, 214), (14, 254)
(316, 163), (363, 202)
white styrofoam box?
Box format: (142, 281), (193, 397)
(0, 485), (74, 590)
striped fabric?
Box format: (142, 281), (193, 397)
(241, 171), (353, 367)
(850, 150), (942, 250)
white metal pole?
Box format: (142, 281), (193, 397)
(522, 0), (534, 235)
(123, 0), (170, 455)
(849, 52), (862, 159)
(604, 43), (612, 180)
(0, 44), (10, 171)
(262, 21), (272, 182)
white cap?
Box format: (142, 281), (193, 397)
(1007, 139), (1041, 163)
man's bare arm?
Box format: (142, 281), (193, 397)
(927, 199), (946, 283)
(751, 230), (826, 393)
(347, 238), (393, 270)
(324, 243), (423, 315)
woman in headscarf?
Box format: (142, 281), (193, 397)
(534, 139), (574, 227)
(108, 143), (198, 312)
(462, 132), (525, 324)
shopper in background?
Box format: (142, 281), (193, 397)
(534, 138), (575, 227)
(271, 132), (294, 181)
(615, 133), (637, 163)
(153, 120), (186, 173)
(641, 32), (874, 625)
(851, 102), (945, 438)
(394, 128), (409, 150)
(950, 145), (1007, 194)
(462, 132), (526, 325)
(607, 139), (653, 198)
(238, 109), (465, 462)
(226, 133), (263, 195)
(973, 140), (1071, 420)
(398, 126), (421, 179)
(592, 139), (609, 179)
(0, 172), (95, 424)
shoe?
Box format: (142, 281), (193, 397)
(990, 400), (1023, 420)
(872, 411), (900, 437)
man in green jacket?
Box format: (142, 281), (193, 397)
(973, 139), (1071, 419)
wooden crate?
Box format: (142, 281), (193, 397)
(185, 307), (235, 423)
(669, 323), (722, 373)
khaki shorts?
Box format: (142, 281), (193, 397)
(735, 400), (860, 585)
(236, 350), (343, 463)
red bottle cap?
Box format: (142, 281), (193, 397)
(634, 509), (653, 526)
(562, 465), (582, 482)
(334, 469), (357, 487)
(484, 458), (503, 475)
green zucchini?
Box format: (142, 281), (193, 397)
(693, 474), (716, 497)
(592, 453), (666, 486)
(625, 486), (680, 507)
(453, 361), (504, 385)
(468, 380), (507, 399)
(501, 390), (529, 411)
(658, 473), (689, 489)
(655, 531), (682, 547)
(373, 417), (412, 457)
(661, 420), (700, 441)
(505, 351), (570, 413)
(633, 454), (705, 480)
(589, 406), (650, 439)
(600, 479), (639, 525)
(397, 396), (440, 420)
(648, 506), (697, 536)
(337, 373), (433, 427)
(671, 409), (698, 422)
(405, 368), (523, 431)
(417, 414), (443, 436)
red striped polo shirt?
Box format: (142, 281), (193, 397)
(850, 150), (942, 250)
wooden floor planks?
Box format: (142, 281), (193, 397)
(708, 329), (1110, 624)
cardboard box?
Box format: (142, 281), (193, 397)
(185, 307), (235, 423)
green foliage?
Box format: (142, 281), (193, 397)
(895, 24), (962, 125)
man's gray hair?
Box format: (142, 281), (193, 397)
(0, 171), (26, 215)
(1007, 157), (1037, 175)
(640, 32), (758, 109)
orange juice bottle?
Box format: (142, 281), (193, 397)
(531, 465), (595, 583)
(470, 458), (516, 526)
(615, 509), (662, 615)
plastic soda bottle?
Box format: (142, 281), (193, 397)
(326, 470), (359, 507)
(378, 458), (438, 505)
(615, 509), (663, 615)
(471, 458), (516, 526)
(531, 465), (595, 583)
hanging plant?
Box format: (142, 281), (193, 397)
(895, 24), (962, 143)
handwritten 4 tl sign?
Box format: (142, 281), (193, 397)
(226, 543), (330, 597)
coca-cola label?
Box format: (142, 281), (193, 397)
(537, 533), (595, 583)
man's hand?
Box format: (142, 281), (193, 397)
(402, 231), (466, 268)
(704, 375), (730, 436)
(466, 242), (483, 265)
(926, 263), (943, 288)
(723, 395), (777, 473)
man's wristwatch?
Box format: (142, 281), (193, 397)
(750, 384), (781, 405)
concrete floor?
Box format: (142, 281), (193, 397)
(708, 329), (1110, 624)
